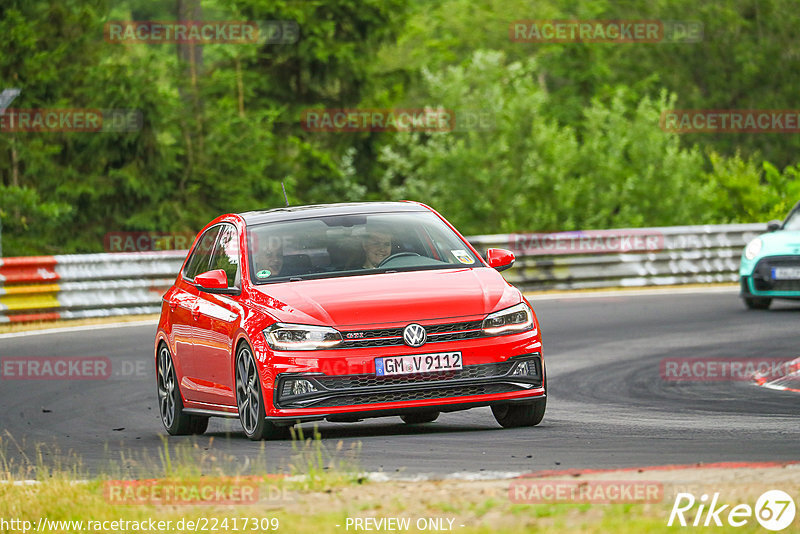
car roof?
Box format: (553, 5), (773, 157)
(239, 201), (430, 225)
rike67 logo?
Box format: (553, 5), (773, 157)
(668, 490), (796, 531)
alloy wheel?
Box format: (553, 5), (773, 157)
(236, 347), (260, 435)
(157, 345), (176, 428)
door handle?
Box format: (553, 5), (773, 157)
(191, 305), (200, 320)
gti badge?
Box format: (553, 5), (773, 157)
(403, 323), (427, 347)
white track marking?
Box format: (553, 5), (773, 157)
(0, 319), (157, 339)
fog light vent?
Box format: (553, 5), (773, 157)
(512, 361), (529, 376)
(282, 379), (318, 397)
(511, 360), (538, 377)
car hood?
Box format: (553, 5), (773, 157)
(249, 268), (520, 327)
(754, 230), (800, 256)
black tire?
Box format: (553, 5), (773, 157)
(493, 364), (547, 428)
(492, 397), (546, 428)
(400, 411), (440, 424)
(235, 342), (287, 440)
(744, 297), (772, 310)
(156, 344), (209, 436)
(189, 416), (209, 434)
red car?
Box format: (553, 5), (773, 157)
(155, 202), (546, 439)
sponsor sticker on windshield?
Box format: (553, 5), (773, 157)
(452, 250), (474, 264)
(256, 269), (272, 279)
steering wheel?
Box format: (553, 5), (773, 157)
(377, 252), (421, 268)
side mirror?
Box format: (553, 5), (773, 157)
(767, 220), (782, 232)
(486, 248), (515, 272)
(194, 269), (238, 294)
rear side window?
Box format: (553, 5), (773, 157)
(208, 225), (240, 286)
(183, 226), (221, 280)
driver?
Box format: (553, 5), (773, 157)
(362, 224), (394, 269)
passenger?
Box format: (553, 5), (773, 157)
(255, 239), (284, 278)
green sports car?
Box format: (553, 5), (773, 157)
(740, 200), (800, 309)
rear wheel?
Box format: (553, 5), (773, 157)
(400, 411), (440, 424)
(744, 297), (772, 310)
(157, 344), (208, 435)
(235, 343), (287, 440)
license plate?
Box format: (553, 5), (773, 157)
(772, 267), (800, 280)
(375, 352), (462, 376)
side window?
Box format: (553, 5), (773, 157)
(209, 225), (240, 286)
(183, 226), (221, 280)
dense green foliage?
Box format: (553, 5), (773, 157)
(1, 0), (799, 255)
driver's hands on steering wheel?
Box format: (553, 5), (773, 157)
(377, 251), (421, 269)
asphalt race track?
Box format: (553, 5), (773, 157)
(1, 288), (797, 477)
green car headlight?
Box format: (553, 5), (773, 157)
(744, 238), (763, 260)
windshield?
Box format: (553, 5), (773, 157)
(783, 209), (800, 231)
(246, 211), (481, 283)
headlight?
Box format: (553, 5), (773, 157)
(264, 323), (343, 350)
(482, 303), (535, 335)
(744, 238), (763, 260)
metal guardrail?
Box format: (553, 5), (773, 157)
(471, 223), (763, 291)
(0, 224), (764, 323)
(0, 252), (185, 323)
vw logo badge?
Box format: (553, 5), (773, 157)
(403, 323), (427, 347)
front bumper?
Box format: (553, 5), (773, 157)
(254, 326), (544, 420)
(266, 394), (546, 424)
(276, 352), (542, 409)
(740, 255), (800, 299)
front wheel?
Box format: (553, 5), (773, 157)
(743, 297), (772, 310)
(492, 397), (546, 428)
(156, 344), (208, 435)
(235, 343), (287, 440)
(400, 411), (440, 424)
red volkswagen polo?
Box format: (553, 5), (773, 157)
(155, 202), (546, 439)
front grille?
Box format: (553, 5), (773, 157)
(303, 383), (522, 408)
(425, 320), (482, 334)
(275, 355), (543, 409)
(755, 279), (800, 292)
(339, 319), (484, 348)
(752, 256), (800, 292)
(313, 360), (521, 390)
